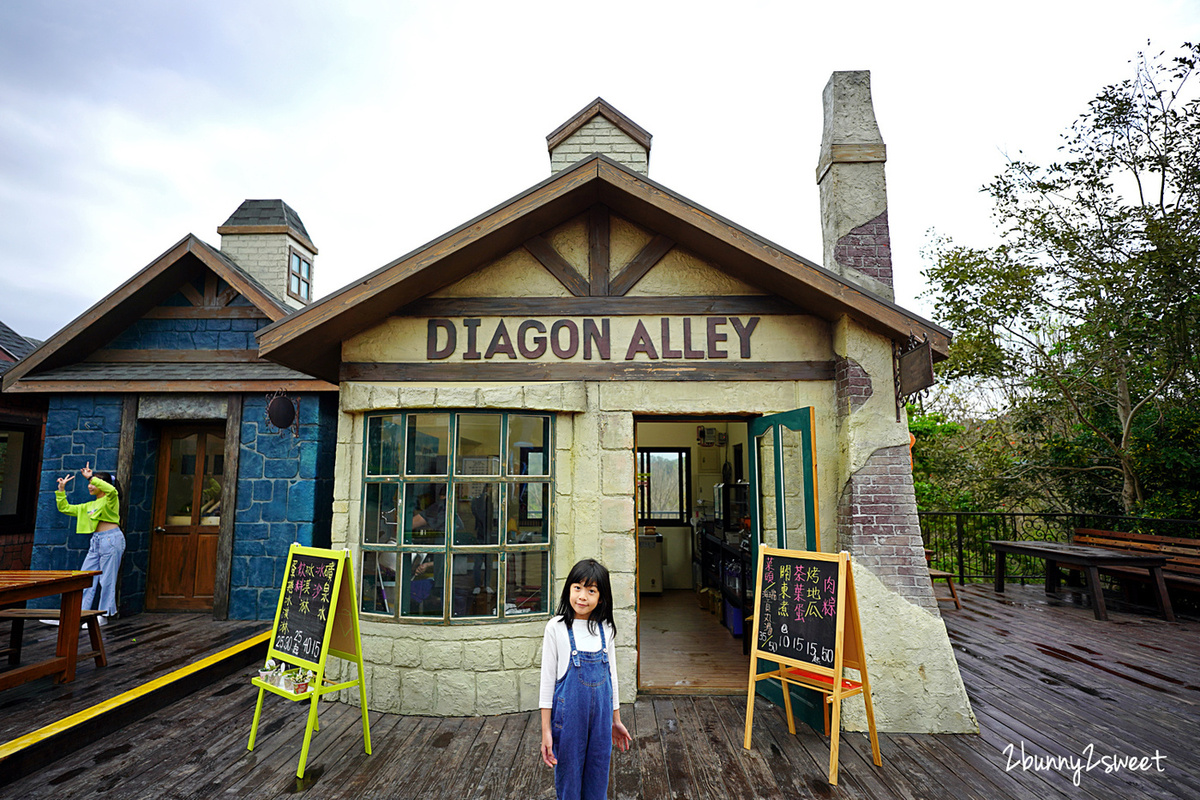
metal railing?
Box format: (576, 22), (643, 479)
(918, 512), (1200, 583)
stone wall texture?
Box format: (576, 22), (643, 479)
(229, 392), (337, 620)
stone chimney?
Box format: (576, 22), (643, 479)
(816, 72), (893, 302)
(547, 98), (651, 175)
(217, 199), (318, 310)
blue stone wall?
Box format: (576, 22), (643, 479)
(119, 420), (159, 612)
(30, 395), (127, 610)
(228, 392), (336, 620)
(106, 316), (266, 350)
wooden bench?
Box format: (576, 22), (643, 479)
(0, 608), (108, 669)
(924, 549), (962, 609)
(1072, 528), (1200, 599)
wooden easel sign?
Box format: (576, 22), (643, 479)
(247, 544), (372, 778)
(742, 547), (881, 785)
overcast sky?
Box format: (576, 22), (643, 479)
(2, 1), (1198, 343)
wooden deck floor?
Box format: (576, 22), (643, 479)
(5, 583), (1199, 799)
(638, 589), (749, 694)
(0, 612), (267, 743)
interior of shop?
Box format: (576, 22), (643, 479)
(635, 419), (753, 693)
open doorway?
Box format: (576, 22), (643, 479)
(635, 418), (751, 693)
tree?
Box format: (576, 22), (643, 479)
(924, 43), (1200, 515)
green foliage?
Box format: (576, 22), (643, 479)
(922, 42), (1200, 517)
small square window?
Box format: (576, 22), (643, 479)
(288, 247), (312, 304)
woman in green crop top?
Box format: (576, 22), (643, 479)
(56, 462), (125, 622)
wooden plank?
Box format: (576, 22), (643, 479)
(397, 295), (796, 317)
(341, 361), (836, 383)
(651, 697), (697, 799)
(86, 350), (263, 363)
(610, 234), (675, 296)
(523, 236), (591, 297)
(708, 695), (796, 800)
(609, 701), (641, 800)
(179, 281), (205, 307)
(503, 709), (554, 800)
(211, 393), (242, 620)
(675, 696), (761, 799)
(470, 712), (530, 800)
(8, 379), (337, 394)
(589, 205), (610, 297)
(142, 306), (269, 320)
(632, 697), (670, 800)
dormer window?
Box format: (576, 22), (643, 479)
(288, 248), (312, 304)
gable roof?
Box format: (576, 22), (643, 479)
(1, 234), (332, 392)
(257, 154), (951, 383)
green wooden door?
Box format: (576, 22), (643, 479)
(747, 407), (823, 729)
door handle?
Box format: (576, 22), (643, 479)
(154, 526), (166, 534)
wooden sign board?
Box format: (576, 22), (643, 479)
(743, 547), (881, 785)
(248, 545), (372, 778)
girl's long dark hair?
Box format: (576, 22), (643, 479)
(555, 558), (616, 637)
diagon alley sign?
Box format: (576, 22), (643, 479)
(425, 316), (761, 362)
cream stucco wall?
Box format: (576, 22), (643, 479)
(325, 379), (839, 717)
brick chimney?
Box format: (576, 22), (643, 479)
(547, 98), (651, 175)
(217, 199), (318, 310)
(816, 72), (894, 302)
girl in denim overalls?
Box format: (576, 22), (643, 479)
(539, 559), (632, 800)
(55, 463), (125, 622)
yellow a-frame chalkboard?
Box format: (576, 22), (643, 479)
(247, 544), (371, 778)
(743, 547), (881, 785)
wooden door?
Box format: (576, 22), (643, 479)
(146, 427), (224, 611)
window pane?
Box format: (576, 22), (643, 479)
(456, 414), (501, 475)
(367, 414), (404, 476)
(455, 482), (500, 546)
(509, 482), (550, 543)
(361, 551), (398, 616)
(0, 430), (23, 515)
(166, 434), (198, 526)
(406, 414), (450, 475)
(401, 552), (444, 617)
(364, 482), (400, 544)
(648, 452), (682, 519)
(404, 483), (453, 545)
(200, 433), (224, 526)
(506, 551), (548, 615)
(300, 282), (309, 301)
(451, 553), (498, 618)
(290, 275), (300, 293)
(301, 259), (310, 279)
(508, 415), (549, 476)
(291, 253), (301, 273)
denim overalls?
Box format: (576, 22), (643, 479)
(551, 622), (612, 800)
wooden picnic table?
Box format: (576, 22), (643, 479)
(989, 539), (1174, 622)
(0, 570), (100, 690)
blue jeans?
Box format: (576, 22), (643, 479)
(551, 624), (612, 800)
(80, 528), (125, 617)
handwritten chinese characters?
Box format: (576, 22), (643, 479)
(755, 553), (838, 668)
(273, 552), (339, 665)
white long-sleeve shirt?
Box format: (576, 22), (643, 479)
(538, 616), (620, 710)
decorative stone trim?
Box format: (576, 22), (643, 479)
(338, 381), (588, 413)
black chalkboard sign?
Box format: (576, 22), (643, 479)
(743, 546), (881, 785)
(754, 551), (839, 669)
(269, 547), (343, 670)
